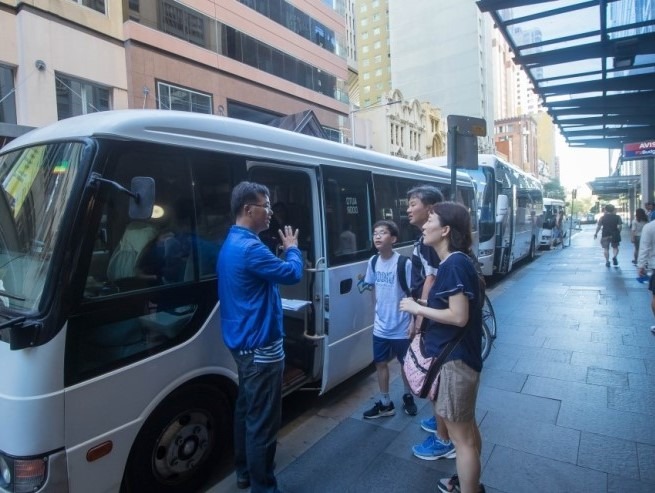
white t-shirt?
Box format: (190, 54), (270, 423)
(365, 252), (413, 339)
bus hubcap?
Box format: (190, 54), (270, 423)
(154, 411), (211, 479)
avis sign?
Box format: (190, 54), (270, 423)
(623, 141), (655, 160)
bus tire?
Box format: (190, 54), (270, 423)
(122, 383), (232, 493)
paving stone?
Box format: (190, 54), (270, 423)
(523, 375), (607, 407)
(646, 358), (655, 375)
(623, 333), (655, 348)
(607, 387), (655, 416)
(571, 352), (647, 374)
(591, 331), (633, 344)
(476, 386), (560, 424)
(628, 372), (655, 391)
(637, 443), (655, 483)
(513, 359), (588, 383)
(482, 351), (519, 372)
(491, 343), (572, 364)
(277, 418), (396, 492)
(479, 411), (580, 464)
(587, 367), (630, 389)
(607, 475), (655, 493)
(483, 445), (607, 493)
(480, 367), (528, 392)
(577, 431), (639, 479)
(544, 337), (608, 355)
(557, 401), (655, 445)
(352, 451), (441, 493)
(608, 343), (655, 360)
(494, 333), (546, 348)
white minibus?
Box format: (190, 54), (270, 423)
(0, 110), (477, 493)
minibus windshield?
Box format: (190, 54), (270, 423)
(0, 142), (84, 313)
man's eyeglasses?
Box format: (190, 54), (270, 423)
(247, 203), (272, 212)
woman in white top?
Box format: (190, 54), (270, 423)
(632, 208), (649, 264)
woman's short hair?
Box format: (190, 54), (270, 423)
(230, 181), (270, 218)
(431, 201), (473, 253)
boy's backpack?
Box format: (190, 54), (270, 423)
(371, 253), (411, 297)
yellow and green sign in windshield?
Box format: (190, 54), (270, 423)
(2, 145), (45, 217)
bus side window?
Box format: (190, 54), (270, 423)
(322, 167), (373, 266)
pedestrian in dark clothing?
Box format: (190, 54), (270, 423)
(594, 204), (623, 267)
(218, 181), (303, 493)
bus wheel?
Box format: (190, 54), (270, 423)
(122, 383), (231, 493)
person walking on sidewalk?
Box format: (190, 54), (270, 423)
(631, 208), (648, 265)
(400, 202), (485, 493)
(362, 220), (416, 419)
(637, 219), (655, 335)
(594, 204), (622, 267)
(218, 181), (303, 493)
(406, 185), (457, 460)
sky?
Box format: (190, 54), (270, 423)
(556, 134), (620, 196)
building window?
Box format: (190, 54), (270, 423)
(159, 0), (206, 47)
(157, 81), (212, 114)
(70, 0), (106, 14)
(0, 65), (16, 124)
(363, 72), (370, 80)
(373, 40), (381, 49)
(373, 27), (381, 36)
(55, 74), (110, 120)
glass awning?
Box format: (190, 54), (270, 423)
(477, 0), (655, 149)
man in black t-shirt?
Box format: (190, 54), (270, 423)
(594, 204), (622, 267)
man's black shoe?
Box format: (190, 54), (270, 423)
(237, 472), (250, 489)
(612, 256), (618, 266)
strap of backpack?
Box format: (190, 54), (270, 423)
(397, 255), (411, 297)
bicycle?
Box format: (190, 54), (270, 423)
(480, 294), (497, 361)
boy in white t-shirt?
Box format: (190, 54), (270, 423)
(362, 220), (416, 418)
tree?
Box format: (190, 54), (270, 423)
(543, 179), (566, 200)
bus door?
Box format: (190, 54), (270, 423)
(319, 166), (376, 393)
(246, 164), (326, 389)
(497, 185), (516, 274)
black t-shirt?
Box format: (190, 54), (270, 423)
(600, 213), (622, 238)
(410, 236), (440, 299)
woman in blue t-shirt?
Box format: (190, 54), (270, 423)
(400, 201), (484, 493)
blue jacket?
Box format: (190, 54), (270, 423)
(218, 225), (303, 350)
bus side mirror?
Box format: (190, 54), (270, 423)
(496, 194), (509, 222)
(129, 177), (155, 220)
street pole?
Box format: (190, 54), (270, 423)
(568, 189), (576, 247)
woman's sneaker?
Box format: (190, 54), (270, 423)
(412, 434), (456, 460)
(402, 394), (418, 416)
(363, 400), (395, 419)
(420, 415), (437, 433)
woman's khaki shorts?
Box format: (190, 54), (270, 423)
(433, 359), (480, 423)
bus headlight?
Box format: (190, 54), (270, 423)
(0, 453), (47, 493)
(0, 456), (10, 487)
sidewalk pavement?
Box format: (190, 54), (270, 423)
(209, 225), (655, 493)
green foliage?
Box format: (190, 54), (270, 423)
(543, 179), (566, 200)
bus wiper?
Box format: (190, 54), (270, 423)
(0, 289), (25, 301)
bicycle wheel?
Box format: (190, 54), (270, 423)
(482, 294), (497, 340)
(481, 318), (492, 361)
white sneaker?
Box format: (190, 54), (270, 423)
(650, 326), (655, 334)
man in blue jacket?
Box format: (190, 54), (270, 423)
(218, 181), (303, 493)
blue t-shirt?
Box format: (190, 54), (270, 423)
(423, 251), (482, 372)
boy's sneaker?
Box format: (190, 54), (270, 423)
(363, 400), (395, 419)
(605, 261), (611, 268)
(420, 416), (437, 433)
(412, 434), (456, 460)
(402, 394), (417, 416)
(612, 256), (618, 266)
(650, 325), (655, 334)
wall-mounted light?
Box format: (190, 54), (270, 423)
(613, 38), (638, 69)
(35, 60), (46, 71)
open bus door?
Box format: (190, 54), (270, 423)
(496, 186), (516, 274)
